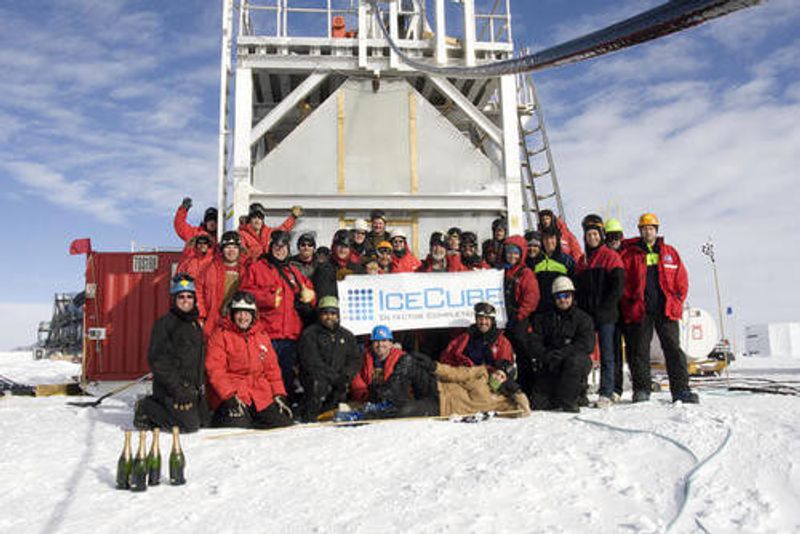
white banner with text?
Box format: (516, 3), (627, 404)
(338, 270), (507, 336)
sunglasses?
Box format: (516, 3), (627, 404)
(554, 292), (573, 301)
(298, 242), (315, 248)
(378, 249), (392, 254)
(175, 293), (195, 300)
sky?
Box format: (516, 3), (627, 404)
(0, 0), (798, 349)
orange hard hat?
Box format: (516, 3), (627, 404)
(638, 213), (660, 228)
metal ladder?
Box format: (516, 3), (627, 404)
(516, 55), (565, 231)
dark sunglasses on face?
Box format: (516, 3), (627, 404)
(554, 291), (573, 301)
(299, 242), (315, 247)
(378, 249), (392, 254)
(176, 293), (195, 300)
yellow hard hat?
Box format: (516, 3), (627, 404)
(604, 218), (624, 233)
(638, 213), (660, 228)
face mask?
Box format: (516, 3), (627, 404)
(489, 376), (503, 393)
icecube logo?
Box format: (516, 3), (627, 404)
(346, 288), (374, 322)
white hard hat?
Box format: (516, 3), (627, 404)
(353, 219), (370, 232)
(551, 276), (575, 295)
(391, 228), (407, 240)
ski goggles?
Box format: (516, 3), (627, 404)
(554, 291), (573, 301)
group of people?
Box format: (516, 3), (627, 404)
(133, 198), (698, 433)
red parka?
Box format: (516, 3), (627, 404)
(176, 246), (214, 283)
(416, 254), (462, 273)
(440, 329), (514, 368)
(557, 218), (583, 262)
(196, 255), (249, 338)
(205, 318), (285, 411)
(391, 245), (422, 273)
(238, 214), (297, 261)
(350, 346), (405, 402)
(240, 257), (316, 341)
(173, 205), (216, 246)
(504, 235), (540, 322)
(447, 254), (490, 271)
(620, 237), (688, 323)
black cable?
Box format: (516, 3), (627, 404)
(366, 0), (762, 78)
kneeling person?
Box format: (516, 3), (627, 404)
(205, 291), (294, 429)
(510, 276), (594, 412)
(135, 274), (210, 433)
(297, 296), (361, 422)
(350, 325), (439, 418)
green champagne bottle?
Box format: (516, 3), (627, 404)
(169, 426), (186, 485)
(115, 430), (133, 490)
(129, 430), (148, 492)
(147, 427), (162, 486)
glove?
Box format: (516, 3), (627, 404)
(498, 379), (522, 397)
(291, 205), (303, 218)
(299, 284), (315, 304)
(181, 197), (192, 210)
(226, 396), (248, 419)
(274, 396), (293, 419)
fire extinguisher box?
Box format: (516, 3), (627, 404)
(82, 251), (182, 381)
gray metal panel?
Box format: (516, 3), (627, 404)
(343, 80), (411, 193)
(414, 90), (500, 193)
(252, 89), (339, 194)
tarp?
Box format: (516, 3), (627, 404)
(338, 270), (507, 335)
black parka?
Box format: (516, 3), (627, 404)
(298, 322), (362, 391)
(147, 307), (206, 405)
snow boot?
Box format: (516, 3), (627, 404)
(594, 396), (613, 409)
(632, 390), (650, 403)
(672, 390), (700, 404)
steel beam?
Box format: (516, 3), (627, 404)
(248, 192), (507, 212)
(249, 72), (327, 146)
(499, 74), (524, 233)
(427, 75), (502, 146)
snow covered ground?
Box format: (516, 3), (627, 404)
(1, 351), (799, 533)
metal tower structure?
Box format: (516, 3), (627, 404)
(219, 0), (551, 250)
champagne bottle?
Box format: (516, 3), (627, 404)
(169, 426), (186, 485)
(147, 428), (162, 486)
(115, 430), (133, 490)
(129, 430), (149, 492)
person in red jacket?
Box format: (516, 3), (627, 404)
(176, 233), (214, 282)
(205, 291), (294, 428)
(197, 231), (248, 338)
(574, 214), (625, 407)
(173, 197), (218, 246)
(239, 202), (303, 261)
(503, 234), (540, 326)
(620, 213), (697, 404)
(417, 232), (462, 272)
(390, 229), (421, 273)
(440, 302), (514, 368)
(449, 231), (490, 271)
(240, 230), (317, 397)
(538, 209), (583, 262)
(350, 325), (406, 403)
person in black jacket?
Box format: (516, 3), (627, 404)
(312, 229), (362, 299)
(297, 296), (362, 422)
(510, 276), (594, 412)
(134, 273), (210, 432)
(574, 214), (625, 407)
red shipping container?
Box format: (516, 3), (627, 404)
(82, 251), (182, 381)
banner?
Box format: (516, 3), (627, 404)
(338, 270), (507, 336)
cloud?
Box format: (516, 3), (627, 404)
(3, 161), (126, 223)
(0, 2), (221, 223)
